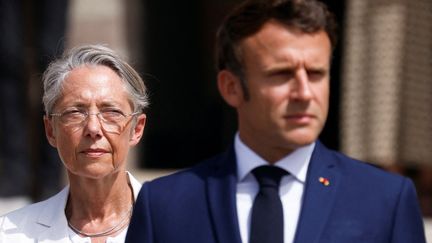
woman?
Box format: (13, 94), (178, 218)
(0, 44), (148, 243)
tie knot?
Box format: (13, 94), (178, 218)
(252, 166), (288, 188)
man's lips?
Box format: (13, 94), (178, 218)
(284, 113), (315, 123)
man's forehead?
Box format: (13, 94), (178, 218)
(238, 24), (330, 67)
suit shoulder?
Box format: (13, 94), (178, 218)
(329, 148), (409, 187)
(148, 151), (227, 186)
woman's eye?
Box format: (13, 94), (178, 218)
(63, 110), (83, 116)
(102, 110), (125, 119)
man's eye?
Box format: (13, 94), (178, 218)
(307, 70), (326, 80)
(269, 70), (295, 79)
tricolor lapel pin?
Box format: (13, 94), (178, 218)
(319, 177), (330, 186)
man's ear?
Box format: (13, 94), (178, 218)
(129, 113), (146, 146)
(217, 70), (245, 108)
(44, 116), (57, 148)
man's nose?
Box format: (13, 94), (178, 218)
(290, 69), (313, 100)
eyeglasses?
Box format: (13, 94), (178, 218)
(50, 109), (140, 134)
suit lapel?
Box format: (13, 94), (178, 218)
(294, 142), (341, 243)
(37, 187), (71, 243)
(207, 147), (242, 243)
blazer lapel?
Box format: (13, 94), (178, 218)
(207, 147), (242, 243)
(37, 187), (71, 243)
(294, 142), (341, 243)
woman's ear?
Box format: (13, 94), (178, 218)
(129, 113), (146, 146)
(44, 116), (58, 148)
(217, 70), (245, 108)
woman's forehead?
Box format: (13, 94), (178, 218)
(56, 66), (131, 107)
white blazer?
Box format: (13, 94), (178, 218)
(0, 172), (142, 243)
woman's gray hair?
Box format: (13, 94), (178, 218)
(42, 44), (149, 114)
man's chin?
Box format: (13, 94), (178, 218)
(281, 132), (319, 148)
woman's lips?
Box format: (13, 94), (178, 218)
(81, 148), (108, 157)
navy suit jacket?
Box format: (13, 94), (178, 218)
(126, 141), (426, 243)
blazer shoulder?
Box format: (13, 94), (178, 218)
(0, 200), (48, 242)
(1, 200), (47, 229)
(0, 187), (68, 241)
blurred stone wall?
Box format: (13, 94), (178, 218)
(341, 0), (432, 167)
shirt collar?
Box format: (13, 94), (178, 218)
(234, 133), (315, 184)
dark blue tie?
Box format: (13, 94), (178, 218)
(250, 165), (288, 243)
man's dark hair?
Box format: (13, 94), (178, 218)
(216, 0), (338, 99)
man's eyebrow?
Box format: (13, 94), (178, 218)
(264, 65), (296, 74)
(306, 67), (328, 72)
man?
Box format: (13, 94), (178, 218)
(126, 0), (426, 242)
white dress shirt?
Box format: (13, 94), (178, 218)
(235, 134), (315, 243)
(68, 226), (128, 243)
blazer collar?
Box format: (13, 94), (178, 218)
(37, 186), (70, 243)
(127, 171), (143, 201)
(207, 146), (242, 243)
(36, 172), (142, 243)
(294, 141), (341, 243)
